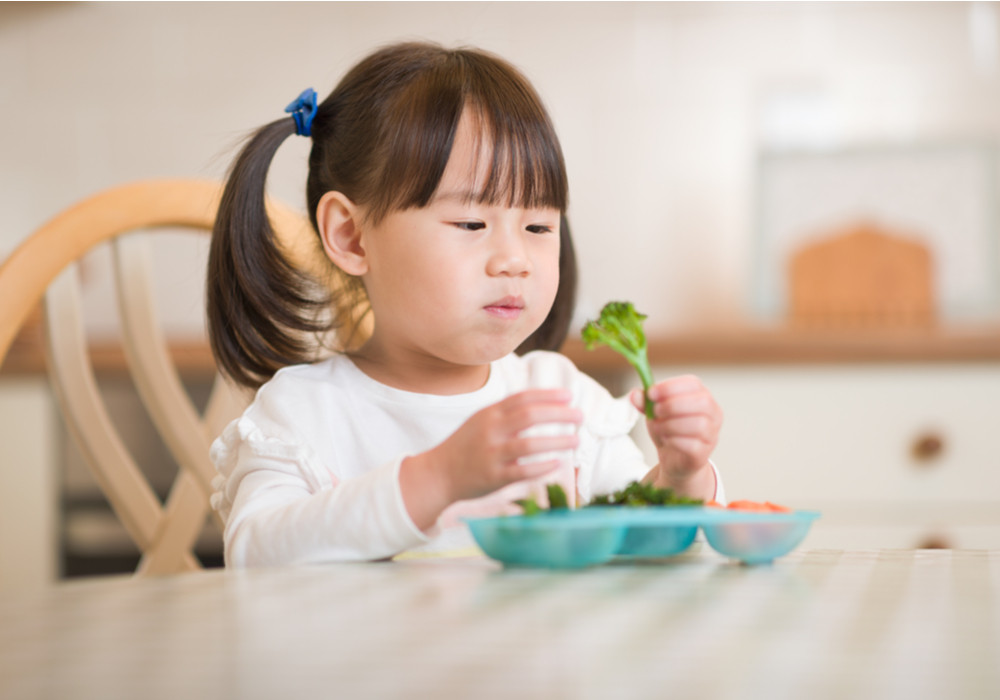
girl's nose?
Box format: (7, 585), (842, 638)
(486, 230), (530, 277)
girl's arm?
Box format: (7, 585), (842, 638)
(221, 453), (428, 566)
(217, 388), (582, 566)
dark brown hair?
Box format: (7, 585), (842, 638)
(208, 42), (576, 389)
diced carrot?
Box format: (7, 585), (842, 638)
(726, 500), (767, 511)
(726, 499), (792, 513)
(704, 499), (724, 508)
(764, 501), (792, 513)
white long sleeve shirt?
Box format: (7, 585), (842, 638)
(211, 350), (723, 567)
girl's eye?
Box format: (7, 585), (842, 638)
(453, 221), (486, 232)
(526, 224), (554, 235)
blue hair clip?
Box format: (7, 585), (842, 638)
(285, 88), (317, 137)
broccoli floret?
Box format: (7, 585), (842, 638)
(514, 496), (543, 516)
(587, 480), (703, 507)
(581, 301), (655, 419)
(514, 483), (570, 516)
(546, 483), (569, 510)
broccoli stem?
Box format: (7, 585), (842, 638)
(581, 301), (657, 420)
(632, 352), (655, 419)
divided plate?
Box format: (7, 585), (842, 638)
(465, 507), (820, 569)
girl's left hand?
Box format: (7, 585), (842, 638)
(630, 374), (722, 492)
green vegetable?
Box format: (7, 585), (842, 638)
(514, 496), (543, 516)
(587, 480), (703, 507)
(546, 483), (569, 509)
(515, 480), (701, 516)
(515, 483), (570, 516)
(581, 301), (655, 419)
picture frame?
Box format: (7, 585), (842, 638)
(753, 143), (1000, 323)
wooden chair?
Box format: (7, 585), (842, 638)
(788, 222), (936, 329)
(0, 180), (316, 576)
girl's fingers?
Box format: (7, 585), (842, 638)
(446, 390), (583, 500)
(501, 388), (574, 408)
(629, 388), (646, 412)
(653, 393), (717, 419)
(508, 458), (565, 482)
(647, 375), (704, 401)
(506, 404), (583, 434)
(637, 377), (717, 416)
(507, 434), (580, 461)
(651, 415), (715, 439)
(499, 389), (581, 433)
(657, 436), (709, 461)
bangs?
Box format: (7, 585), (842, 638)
(366, 49), (568, 220)
(461, 102), (569, 211)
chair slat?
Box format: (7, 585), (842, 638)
(44, 268), (163, 549)
(112, 234), (220, 509)
(137, 470), (206, 575)
(112, 233), (220, 572)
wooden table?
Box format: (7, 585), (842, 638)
(1, 548), (997, 699)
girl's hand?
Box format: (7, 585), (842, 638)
(631, 375), (722, 499)
(400, 389), (582, 530)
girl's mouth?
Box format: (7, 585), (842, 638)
(484, 295), (525, 320)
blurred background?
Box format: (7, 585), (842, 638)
(2, 2), (1000, 588)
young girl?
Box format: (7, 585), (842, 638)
(207, 42), (725, 567)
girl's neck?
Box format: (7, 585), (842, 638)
(347, 346), (492, 395)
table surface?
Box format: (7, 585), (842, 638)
(1, 548), (998, 699)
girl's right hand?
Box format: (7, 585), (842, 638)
(399, 389), (582, 531)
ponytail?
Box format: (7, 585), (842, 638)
(207, 118), (333, 389)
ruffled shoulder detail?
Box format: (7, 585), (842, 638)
(209, 414), (335, 522)
(209, 418), (244, 522)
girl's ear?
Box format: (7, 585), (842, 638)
(316, 191), (368, 276)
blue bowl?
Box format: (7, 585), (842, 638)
(617, 524), (698, 558)
(700, 510), (820, 565)
(464, 510), (626, 569)
(604, 506), (702, 558)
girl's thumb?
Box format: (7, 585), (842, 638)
(628, 388), (644, 411)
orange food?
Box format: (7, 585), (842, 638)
(763, 501), (792, 513)
(725, 499), (792, 513)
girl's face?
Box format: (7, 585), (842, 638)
(355, 111), (562, 390)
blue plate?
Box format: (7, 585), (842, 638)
(464, 507), (820, 568)
(592, 505), (702, 559)
(617, 523), (699, 559)
(698, 509), (821, 565)
(464, 509), (626, 569)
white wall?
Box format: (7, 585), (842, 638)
(3, 1), (999, 335)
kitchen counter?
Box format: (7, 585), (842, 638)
(5, 324), (1000, 378)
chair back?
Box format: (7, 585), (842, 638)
(0, 180), (315, 575)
